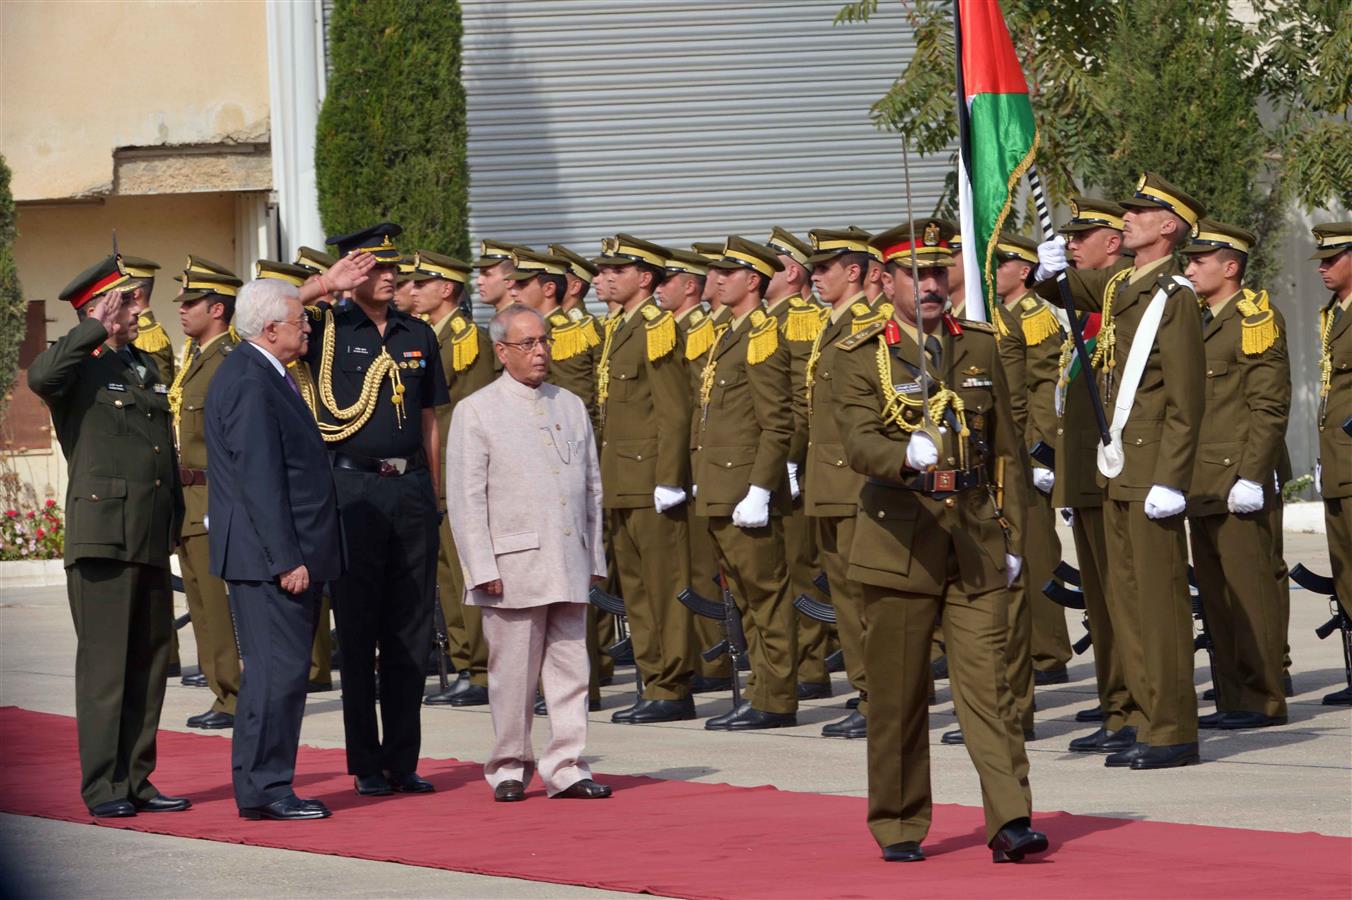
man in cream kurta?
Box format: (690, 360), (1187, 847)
(445, 305), (610, 801)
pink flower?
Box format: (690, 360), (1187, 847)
(45, 499), (56, 508)
(4, 510), (15, 518)
(36, 528), (45, 539)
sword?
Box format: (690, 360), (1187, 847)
(901, 135), (938, 441)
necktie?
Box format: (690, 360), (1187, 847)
(283, 368), (303, 398)
(925, 334), (943, 372)
(1202, 307), (1214, 327)
(192, 344), (203, 362)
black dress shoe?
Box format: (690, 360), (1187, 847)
(931, 656), (948, 680)
(1104, 741), (1148, 768)
(307, 680), (334, 694)
(1283, 674), (1294, 698)
(388, 771), (435, 793)
(1069, 725), (1136, 754)
(551, 778), (612, 799)
(493, 779), (525, 802)
(611, 698), (650, 723)
(941, 728), (964, 745)
(846, 695), (861, 710)
(187, 710), (234, 730)
(1217, 711), (1286, 729)
(704, 700), (752, 730)
(882, 841), (925, 862)
(720, 706), (797, 731)
(425, 685), (461, 705)
(90, 799), (136, 818)
(239, 795), (331, 820)
(180, 672), (208, 688)
(1322, 685), (1352, 706)
(626, 697), (696, 724)
(1130, 743), (1200, 770)
(1202, 687), (1217, 701)
(447, 684), (489, 707)
(354, 774), (394, 796)
(1198, 710), (1227, 728)
(691, 675), (733, 694)
(1075, 705), (1104, 723)
(796, 682), (832, 701)
(1034, 667), (1069, 686)
(990, 818), (1048, 862)
(821, 710), (867, 739)
(134, 794), (191, 813)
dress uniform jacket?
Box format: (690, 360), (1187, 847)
(1319, 291), (1352, 606)
(545, 308), (599, 415)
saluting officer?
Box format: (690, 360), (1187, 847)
(697, 236), (797, 731)
(832, 218), (1043, 863)
(169, 257), (244, 731)
(303, 223), (450, 796)
(405, 250), (495, 708)
(1034, 172), (1207, 769)
(1181, 220), (1291, 729)
(29, 255), (189, 818)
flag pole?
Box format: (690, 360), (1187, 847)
(951, 0), (986, 322)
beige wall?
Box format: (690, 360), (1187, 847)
(0, 0), (270, 202)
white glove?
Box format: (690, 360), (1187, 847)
(653, 484), (687, 513)
(904, 431), (939, 470)
(1227, 478), (1265, 514)
(692, 483), (698, 497)
(787, 462), (801, 500)
(1143, 484), (1186, 520)
(1035, 236), (1068, 281)
(1032, 467), (1055, 494)
(731, 484), (772, 529)
(1005, 554), (1022, 587)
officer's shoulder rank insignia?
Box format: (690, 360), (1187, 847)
(784, 299), (825, 342)
(548, 312), (570, 328)
(450, 313), (479, 372)
(1018, 296), (1059, 346)
(643, 306), (677, 361)
(550, 319), (590, 361)
(1236, 288), (1279, 356)
(959, 318), (996, 334)
(835, 318), (886, 351)
(747, 312), (779, 365)
(685, 315), (716, 360)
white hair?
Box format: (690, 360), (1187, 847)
(489, 304), (543, 343)
(235, 278), (300, 340)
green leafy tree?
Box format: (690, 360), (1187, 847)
(0, 155), (24, 418)
(316, 0), (470, 258)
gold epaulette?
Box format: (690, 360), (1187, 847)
(641, 304), (677, 361)
(960, 318), (997, 334)
(304, 304), (325, 321)
(783, 297), (825, 342)
(579, 314), (601, 348)
(747, 309), (779, 365)
(550, 313), (592, 362)
(133, 314), (170, 354)
(449, 313), (480, 372)
(1018, 296), (1060, 346)
(851, 306), (886, 335)
(835, 319), (886, 351)
(685, 315), (716, 360)
(1237, 289), (1278, 356)
(876, 301), (895, 319)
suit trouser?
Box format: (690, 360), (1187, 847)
(687, 505), (732, 679)
(785, 497), (829, 686)
(481, 603), (592, 795)
(1326, 498), (1352, 622)
(331, 467), (438, 776)
(228, 580), (320, 808)
(863, 581), (1031, 847)
(1026, 491), (1072, 672)
(1071, 506), (1138, 730)
(610, 505), (692, 700)
(1189, 510), (1287, 718)
(436, 514), (487, 687)
(67, 559), (172, 810)
(179, 533), (240, 714)
(816, 513), (868, 713)
(709, 516), (797, 714)
(1103, 499), (1197, 746)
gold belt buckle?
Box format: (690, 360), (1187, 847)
(932, 469), (956, 492)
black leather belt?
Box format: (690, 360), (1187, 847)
(868, 468), (988, 495)
(332, 451), (426, 477)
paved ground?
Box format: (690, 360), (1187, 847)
(0, 527), (1347, 898)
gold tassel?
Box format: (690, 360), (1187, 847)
(747, 319), (779, 365)
(685, 317), (715, 361)
(1240, 308), (1278, 356)
(551, 322), (588, 361)
(993, 308), (1010, 340)
(134, 316), (171, 354)
(452, 324), (479, 371)
(645, 312), (677, 361)
(228, 325), (240, 344)
(1020, 304), (1060, 347)
(580, 316), (601, 348)
(784, 306), (825, 342)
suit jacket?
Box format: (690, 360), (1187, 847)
(27, 318), (182, 568)
(176, 333), (237, 540)
(205, 342), (343, 582)
(446, 374), (606, 608)
(1320, 293), (1352, 500)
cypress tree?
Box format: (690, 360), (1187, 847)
(0, 156), (24, 417)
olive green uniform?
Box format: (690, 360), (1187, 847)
(173, 333), (242, 715)
(833, 316), (1031, 847)
(286, 355), (335, 686)
(1187, 292), (1290, 719)
(692, 308), (796, 714)
(28, 318), (183, 811)
(598, 297), (694, 700)
(1318, 291), (1352, 614)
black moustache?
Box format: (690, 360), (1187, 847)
(919, 292), (944, 304)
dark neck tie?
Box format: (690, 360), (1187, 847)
(1202, 307), (1214, 327)
(192, 343), (203, 361)
(283, 368), (303, 398)
(924, 335), (943, 372)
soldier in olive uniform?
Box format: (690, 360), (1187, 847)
(1034, 173), (1206, 769)
(406, 250), (496, 708)
(170, 257), (244, 730)
(474, 239), (526, 314)
(833, 219), (1044, 863)
(1181, 221), (1291, 728)
(128, 256), (176, 386)
(800, 228), (886, 739)
(595, 234), (696, 723)
(1311, 222), (1352, 705)
(697, 236), (797, 731)
(29, 256), (189, 818)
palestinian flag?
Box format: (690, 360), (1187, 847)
(954, 0), (1037, 322)
(1066, 312), (1102, 383)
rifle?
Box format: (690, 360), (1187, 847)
(588, 584), (640, 694)
(431, 584), (450, 695)
(1292, 564), (1352, 696)
(677, 572), (748, 709)
(1186, 566), (1222, 706)
(1041, 573), (1092, 655)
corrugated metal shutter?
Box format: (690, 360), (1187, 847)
(460, 1), (949, 252)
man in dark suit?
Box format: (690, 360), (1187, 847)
(206, 277), (344, 821)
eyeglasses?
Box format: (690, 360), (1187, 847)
(273, 316), (308, 331)
(499, 336), (554, 352)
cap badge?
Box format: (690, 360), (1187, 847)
(923, 222), (939, 247)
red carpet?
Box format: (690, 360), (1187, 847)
(0, 707), (1347, 898)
